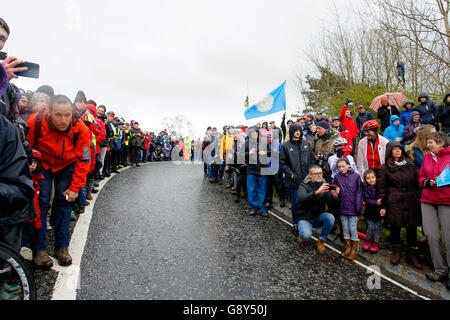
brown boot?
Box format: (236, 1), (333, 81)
(55, 248), (72, 266)
(405, 247), (423, 269)
(298, 235), (307, 245)
(348, 240), (360, 260)
(317, 239), (326, 253)
(390, 244), (402, 265)
(86, 180), (94, 200)
(33, 251), (53, 270)
(341, 239), (352, 258)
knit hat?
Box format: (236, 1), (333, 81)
(317, 120), (330, 130)
(74, 90), (87, 104)
(36, 85), (54, 98)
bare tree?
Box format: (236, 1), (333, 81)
(369, 0), (450, 92)
(160, 114), (193, 139)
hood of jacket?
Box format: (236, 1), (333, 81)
(402, 99), (415, 109)
(418, 92), (429, 103)
(444, 92), (450, 105)
(389, 115), (400, 125)
(410, 110), (420, 121)
(385, 141), (411, 163)
(86, 104), (97, 117)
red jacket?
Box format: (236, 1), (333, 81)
(27, 173), (43, 229)
(340, 105), (359, 140)
(26, 110), (92, 193)
(86, 104), (106, 154)
(418, 146), (450, 205)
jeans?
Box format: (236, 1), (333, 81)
(290, 188), (299, 226)
(208, 163), (219, 180)
(35, 162), (75, 252)
(77, 182), (87, 207)
(340, 215), (359, 241)
(298, 213), (335, 240)
(366, 219), (381, 243)
(247, 174), (268, 213)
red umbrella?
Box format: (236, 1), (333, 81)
(369, 92), (408, 112)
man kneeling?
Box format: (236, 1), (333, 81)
(296, 165), (339, 253)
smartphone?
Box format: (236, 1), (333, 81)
(0, 52), (7, 60)
(15, 61), (40, 79)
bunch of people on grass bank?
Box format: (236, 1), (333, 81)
(201, 94), (450, 290)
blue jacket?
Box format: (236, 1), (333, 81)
(356, 111), (375, 138)
(383, 115), (404, 143)
(399, 109), (413, 126)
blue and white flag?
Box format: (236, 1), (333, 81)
(244, 82), (286, 120)
(436, 164), (450, 187)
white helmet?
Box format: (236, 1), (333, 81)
(333, 136), (348, 147)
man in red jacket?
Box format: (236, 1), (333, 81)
(340, 100), (360, 156)
(26, 94), (91, 267)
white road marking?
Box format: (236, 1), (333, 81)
(51, 164), (150, 300)
(268, 210), (431, 300)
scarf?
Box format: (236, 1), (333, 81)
(394, 160), (407, 166)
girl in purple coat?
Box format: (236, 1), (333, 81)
(362, 170), (382, 253)
(332, 158), (363, 260)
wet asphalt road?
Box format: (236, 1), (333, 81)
(78, 161), (421, 300)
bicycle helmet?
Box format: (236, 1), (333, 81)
(333, 136), (348, 147)
(362, 120), (380, 130)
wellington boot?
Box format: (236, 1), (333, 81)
(341, 239), (352, 258)
(348, 240), (360, 260)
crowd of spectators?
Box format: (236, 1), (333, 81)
(202, 93), (450, 290)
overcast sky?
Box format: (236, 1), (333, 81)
(3, 0), (363, 138)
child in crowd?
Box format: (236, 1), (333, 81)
(332, 157), (363, 260)
(328, 137), (359, 180)
(362, 170), (382, 253)
(21, 150), (45, 263)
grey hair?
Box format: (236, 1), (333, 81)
(30, 92), (50, 107)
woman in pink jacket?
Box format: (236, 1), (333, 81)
(418, 131), (450, 290)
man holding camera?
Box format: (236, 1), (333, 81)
(296, 165), (339, 253)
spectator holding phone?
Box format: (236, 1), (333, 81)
(26, 94), (91, 267)
(332, 158), (363, 260)
(296, 165), (338, 253)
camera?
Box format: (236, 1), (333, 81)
(316, 153), (326, 167)
(328, 184), (337, 191)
